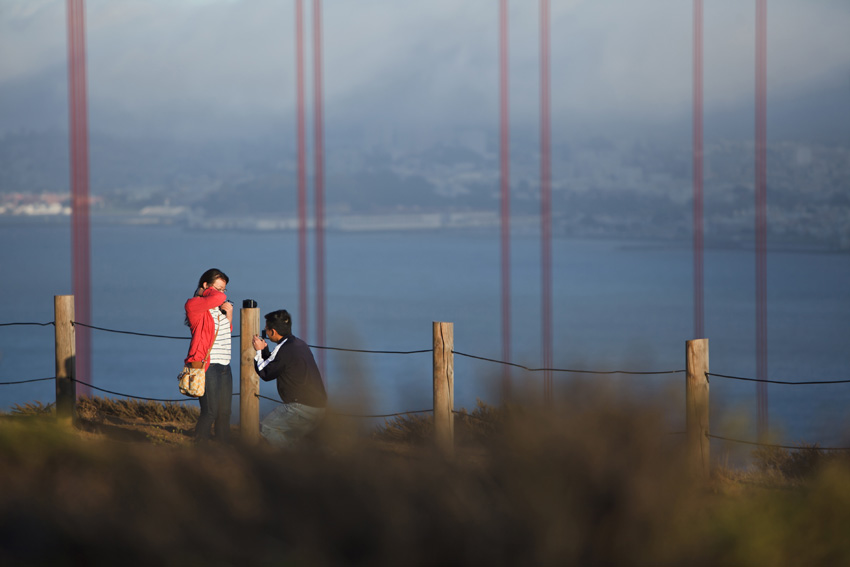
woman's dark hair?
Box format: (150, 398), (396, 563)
(265, 310), (292, 337)
(185, 268), (230, 326)
(197, 268), (229, 290)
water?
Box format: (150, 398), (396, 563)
(2, 221), (849, 455)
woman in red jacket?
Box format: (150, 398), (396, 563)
(185, 268), (233, 442)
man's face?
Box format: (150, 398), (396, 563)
(265, 325), (281, 342)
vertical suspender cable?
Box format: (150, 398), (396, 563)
(499, 0), (511, 400)
(755, 0), (769, 440)
(540, 0), (553, 405)
(66, 0), (92, 396)
(295, 0), (309, 339)
(693, 0), (705, 340)
(313, 0), (326, 376)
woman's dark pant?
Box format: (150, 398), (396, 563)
(196, 363), (233, 441)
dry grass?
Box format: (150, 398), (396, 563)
(9, 396), (199, 424)
(76, 396), (200, 424)
(751, 443), (850, 481)
(4, 396), (202, 446)
(372, 400), (502, 447)
(1, 388), (849, 566)
(8, 401), (54, 416)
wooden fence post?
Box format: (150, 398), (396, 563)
(686, 338), (710, 479)
(433, 321), (454, 456)
(240, 304), (261, 443)
(54, 295), (76, 424)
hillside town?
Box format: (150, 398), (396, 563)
(1, 134), (848, 250)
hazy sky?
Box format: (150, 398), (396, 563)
(1, 0), (849, 141)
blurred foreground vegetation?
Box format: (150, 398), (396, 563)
(1, 392), (849, 566)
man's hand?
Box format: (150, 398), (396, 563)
(252, 335), (268, 351)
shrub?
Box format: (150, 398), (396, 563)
(753, 443), (850, 480)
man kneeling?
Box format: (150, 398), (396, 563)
(252, 309), (327, 448)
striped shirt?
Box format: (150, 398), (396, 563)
(208, 308), (231, 365)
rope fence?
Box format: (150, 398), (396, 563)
(706, 372), (850, 385)
(5, 373), (846, 450)
(72, 321), (189, 340)
(70, 321), (434, 354)
(254, 392), (432, 418)
(706, 432), (850, 452)
(12, 320), (686, 374)
(71, 378), (191, 403)
(9, 321), (850, 383)
(0, 376), (57, 385)
(2, 322), (847, 389)
(3, 317), (850, 460)
(453, 350), (685, 375)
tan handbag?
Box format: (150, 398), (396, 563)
(178, 318), (219, 397)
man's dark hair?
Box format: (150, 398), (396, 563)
(265, 310), (292, 337)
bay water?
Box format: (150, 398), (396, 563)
(2, 221), (849, 456)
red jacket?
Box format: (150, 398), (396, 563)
(184, 288), (229, 370)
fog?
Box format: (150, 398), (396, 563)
(1, 0), (849, 142)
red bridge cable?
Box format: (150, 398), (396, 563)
(67, 0), (92, 396)
(295, 0), (309, 339)
(755, 0), (769, 439)
(540, 0), (553, 405)
(693, 0), (704, 340)
(499, 0), (511, 400)
(313, 0), (326, 375)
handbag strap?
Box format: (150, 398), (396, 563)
(202, 311), (221, 365)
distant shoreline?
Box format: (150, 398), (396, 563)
(2, 211), (848, 253)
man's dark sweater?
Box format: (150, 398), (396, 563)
(254, 334), (327, 408)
